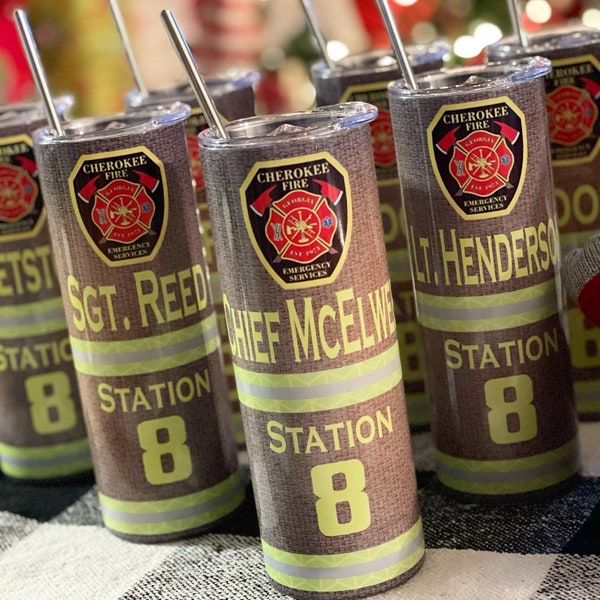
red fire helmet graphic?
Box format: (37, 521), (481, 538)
(547, 84), (598, 146)
(265, 189), (337, 263)
(0, 163), (37, 222)
(449, 129), (515, 197)
(92, 179), (155, 244)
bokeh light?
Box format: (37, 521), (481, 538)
(453, 34), (481, 59)
(525, 0), (553, 24)
(473, 22), (503, 45)
(582, 8), (600, 28)
(411, 21), (438, 45)
(326, 40), (350, 62)
(452, 21), (502, 59)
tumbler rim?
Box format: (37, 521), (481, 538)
(198, 102), (378, 149)
(310, 41), (450, 80)
(125, 69), (260, 109)
(486, 25), (600, 60)
(33, 101), (190, 145)
(0, 96), (73, 128)
(388, 56), (551, 98)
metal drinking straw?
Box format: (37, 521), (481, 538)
(507, 0), (530, 47)
(374, 0), (417, 89)
(299, 0), (335, 70)
(108, 0), (149, 98)
(13, 9), (64, 136)
(160, 9), (229, 139)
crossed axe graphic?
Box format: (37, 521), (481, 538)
(249, 178), (344, 216)
(582, 77), (600, 100)
(435, 121), (520, 155)
(15, 155), (38, 177)
(77, 169), (160, 203)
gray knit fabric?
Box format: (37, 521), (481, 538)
(562, 234), (600, 299)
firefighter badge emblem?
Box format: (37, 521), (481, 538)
(341, 82), (398, 183)
(68, 147), (167, 266)
(0, 134), (43, 240)
(371, 108), (396, 169)
(545, 55), (600, 165)
(428, 97), (526, 220)
(240, 153), (352, 289)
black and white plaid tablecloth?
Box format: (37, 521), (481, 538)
(1, 422), (599, 599)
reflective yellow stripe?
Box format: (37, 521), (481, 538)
(98, 470), (245, 536)
(70, 315), (219, 376)
(386, 249), (412, 284)
(406, 392), (429, 427)
(574, 380), (600, 415)
(436, 439), (578, 495)
(0, 297), (67, 338)
(559, 230), (599, 254)
(235, 344), (403, 413)
(262, 518), (424, 593)
(416, 280), (559, 332)
(210, 272), (223, 304)
(232, 412), (245, 445)
(0, 437), (91, 479)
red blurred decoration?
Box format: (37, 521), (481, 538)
(522, 0), (585, 33)
(353, 0), (440, 48)
(254, 70), (288, 115)
(0, 1), (35, 103)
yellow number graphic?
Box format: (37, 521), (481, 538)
(556, 184), (599, 228)
(137, 415), (193, 485)
(311, 459), (371, 536)
(567, 307), (600, 369)
(25, 371), (77, 435)
(485, 374), (537, 444)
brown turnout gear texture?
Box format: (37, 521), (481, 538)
(200, 115), (423, 598)
(127, 79), (256, 447)
(389, 68), (578, 500)
(312, 53), (444, 430)
(0, 110), (88, 475)
(34, 114), (238, 541)
(487, 32), (600, 420)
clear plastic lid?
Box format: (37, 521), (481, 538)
(388, 56), (551, 99)
(198, 102), (377, 149)
(34, 102), (190, 145)
(311, 40), (449, 80)
(487, 25), (600, 60)
(0, 96), (73, 128)
(125, 70), (259, 108)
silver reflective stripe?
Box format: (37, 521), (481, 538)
(418, 291), (556, 322)
(387, 251), (412, 284)
(0, 449), (91, 468)
(71, 321), (219, 366)
(100, 476), (245, 523)
(263, 533), (423, 580)
(235, 351), (401, 401)
(437, 451), (578, 483)
(0, 307), (66, 328)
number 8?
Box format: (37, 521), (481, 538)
(25, 371), (77, 435)
(311, 459), (371, 537)
(137, 415), (193, 485)
(485, 374), (537, 444)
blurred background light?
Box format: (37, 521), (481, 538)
(326, 40), (350, 61)
(582, 8), (600, 28)
(453, 34), (481, 59)
(525, 0), (553, 24)
(392, 0), (419, 7)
